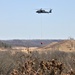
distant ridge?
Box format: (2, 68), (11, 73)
(1, 39), (62, 47)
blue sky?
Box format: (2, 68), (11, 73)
(0, 0), (75, 40)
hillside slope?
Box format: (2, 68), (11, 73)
(38, 40), (75, 52)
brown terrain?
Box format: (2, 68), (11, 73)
(0, 39), (75, 75)
(37, 39), (75, 52)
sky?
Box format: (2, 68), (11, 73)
(0, 0), (75, 40)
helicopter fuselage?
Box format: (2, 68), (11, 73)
(36, 9), (52, 14)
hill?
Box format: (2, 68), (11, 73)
(39, 39), (75, 52)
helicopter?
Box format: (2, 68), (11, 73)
(36, 8), (52, 14)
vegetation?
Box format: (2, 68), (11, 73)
(0, 49), (75, 75)
(0, 41), (11, 48)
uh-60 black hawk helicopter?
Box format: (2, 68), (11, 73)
(36, 8), (52, 14)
